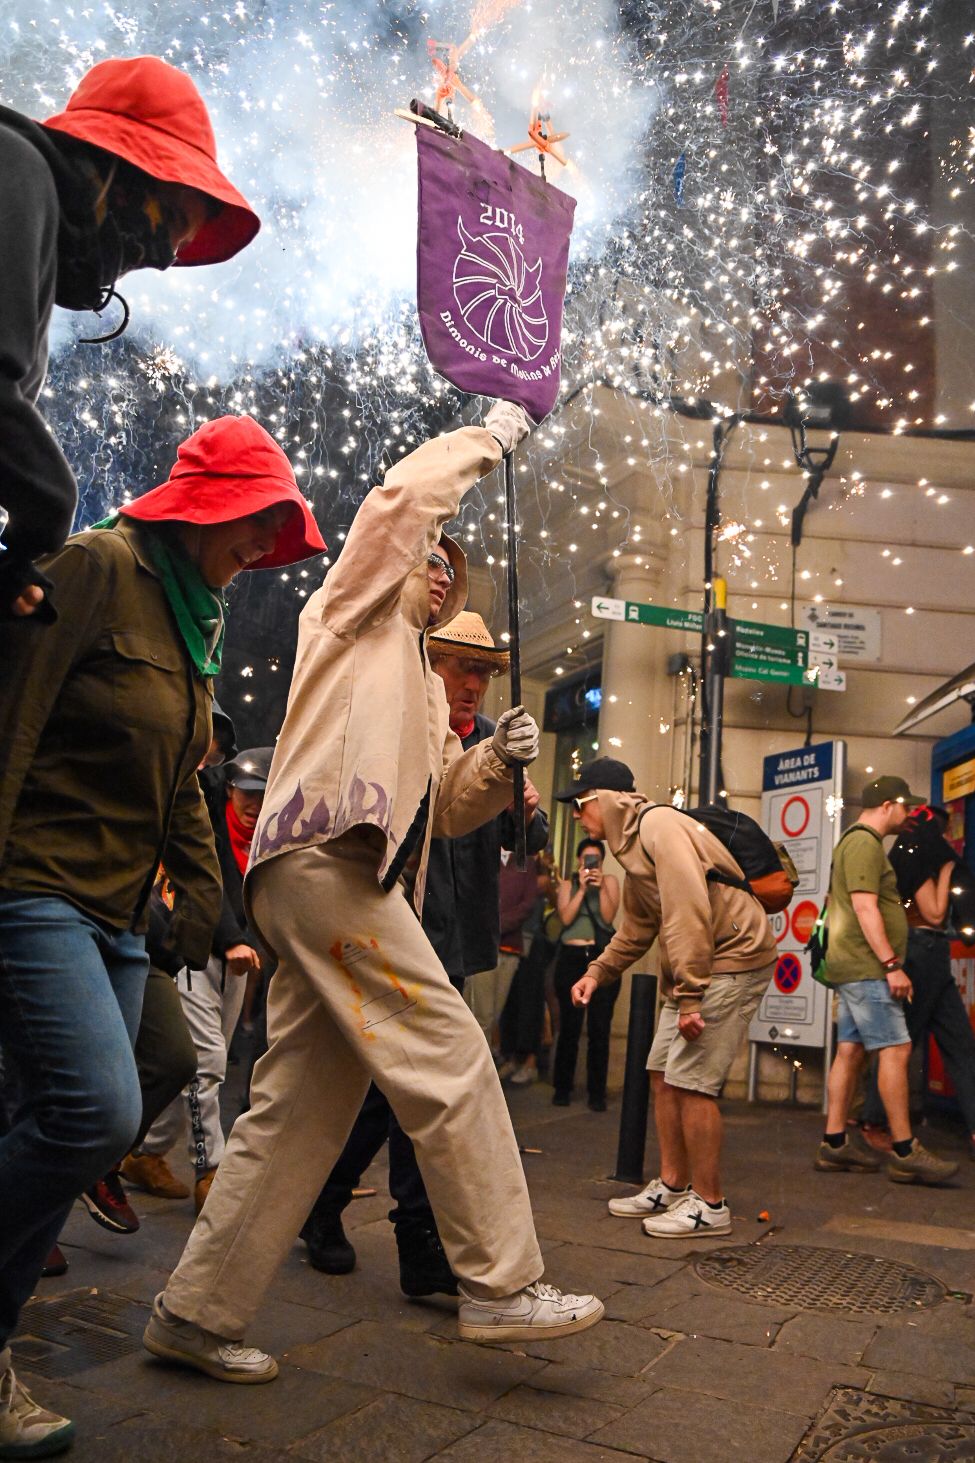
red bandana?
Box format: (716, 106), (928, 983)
(225, 799), (254, 875)
(453, 716), (476, 740)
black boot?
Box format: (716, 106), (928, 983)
(301, 1211), (356, 1274)
(395, 1220), (458, 1298)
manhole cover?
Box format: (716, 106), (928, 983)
(11, 1289), (148, 1379)
(695, 1244), (946, 1316)
(792, 1386), (975, 1461)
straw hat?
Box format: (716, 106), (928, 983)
(428, 611), (510, 670)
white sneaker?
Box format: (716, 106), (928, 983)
(495, 1059), (517, 1080)
(457, 1280), (605, 1343)
(143, 1293), (279, 1383)
(509, 1062), (537, 1086)
(0, 1363), (74, 1456)
(641, 1191), (732, 1238)
(607, 1176), (691, 1218)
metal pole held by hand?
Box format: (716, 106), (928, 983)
(503, 451), (527, 870)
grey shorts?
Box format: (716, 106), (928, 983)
(648, 964), (776, 1097)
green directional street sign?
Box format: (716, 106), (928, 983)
(592, 596), (815, 686)
(730, 656), (810, 685)
(735, 618), (809, 654)
(591, 596), (704, 634)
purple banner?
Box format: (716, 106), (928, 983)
(416, 126), (576, 424)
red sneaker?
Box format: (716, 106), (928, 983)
(860, 1124), (894, 1155)
(41, 1244), (68, 1278)
(82, 1167), (140, 1233)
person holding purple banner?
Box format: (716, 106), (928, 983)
(144, 400), (604, 1381)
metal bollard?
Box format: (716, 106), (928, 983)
(610, 972), (658, 1184)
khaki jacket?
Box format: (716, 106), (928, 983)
(586, 793), (778, 1012)
(250, 427), (515, 914)
(0, 520), (221, 964)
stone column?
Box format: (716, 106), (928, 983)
(597, 526), (678, 801)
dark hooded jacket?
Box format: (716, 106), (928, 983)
(0, 108), (104, 613)
(421, 711), (549, 982)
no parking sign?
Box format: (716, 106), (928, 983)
(749, 741), (845, 1051)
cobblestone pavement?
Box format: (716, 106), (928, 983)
(13, 1076), (975, 1462)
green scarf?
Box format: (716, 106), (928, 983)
(93, 516), (227, 677)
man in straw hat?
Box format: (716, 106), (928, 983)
(147, 403), (603, 1380)
(0, 55), (260, 621)
(298, 610), (549, 1297)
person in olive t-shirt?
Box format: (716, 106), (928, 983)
(815, 777), (959, 1186)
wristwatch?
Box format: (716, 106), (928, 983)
(882, 956), (902, 972)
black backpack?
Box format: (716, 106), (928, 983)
(640, 804), (798, 914)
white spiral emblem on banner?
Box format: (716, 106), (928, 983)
(452, 218), (549, 362)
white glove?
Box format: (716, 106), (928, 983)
(484, 400), (531, 456)
(492, 705), (540, 766)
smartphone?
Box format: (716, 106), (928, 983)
(582, 854), (600, 870)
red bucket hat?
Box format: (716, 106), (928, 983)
(119, 415), (326, 571)
(41, 56), (260, 266)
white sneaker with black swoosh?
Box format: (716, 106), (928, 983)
(457, 1281), (605, 1343)
(608, 1176), (691, 1217)
(641, 1191), (732, 1238)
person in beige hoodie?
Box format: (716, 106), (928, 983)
(143, 401), (604, 1381)
(562, 758), (776, 1240)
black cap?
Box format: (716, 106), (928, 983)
(224, 746), (274, 791)
(555, 756), (636, 802)
(861, 774), (924, 809)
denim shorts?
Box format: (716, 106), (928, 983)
(836, 978), (910, 1051)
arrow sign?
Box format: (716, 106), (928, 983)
(810, 632), (839, 655)
(591, 596), (704, 633)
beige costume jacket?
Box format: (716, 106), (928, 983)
(585, 793), (777, 1012)
(249, 426), (515, 914)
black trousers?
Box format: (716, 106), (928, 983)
(132, 967), (198, 1149)
(499, 936), (554, 1060)
(303, 1081), (434, 1235)
(552, 944), (621, 1102)
(861, 928), (975, 1133)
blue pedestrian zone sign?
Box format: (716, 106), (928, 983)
(763, 743), (833, 792)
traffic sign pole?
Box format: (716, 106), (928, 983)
(700, 576), (728, 806)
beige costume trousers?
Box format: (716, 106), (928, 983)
(164, 834), (544, 1336)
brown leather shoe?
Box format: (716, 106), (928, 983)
(195, 1168), (217, 1214)
(121, 1152), (190, 1200)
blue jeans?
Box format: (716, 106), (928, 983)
(836, 977), (910, 1052)
(0, 892), (147, 1347)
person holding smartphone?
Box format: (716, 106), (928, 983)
(551, 839), (620, 1110)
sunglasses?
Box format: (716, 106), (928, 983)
(427, 551), (456, 584)
(572, 792), (600, 813)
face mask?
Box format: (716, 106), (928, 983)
(102, 173), (179, 276)
(55, 160), (177, 340)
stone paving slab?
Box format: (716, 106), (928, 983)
(864, 1369), (957, 1406)
(499, 1319), (671, 1376)
(862, 1326), (975, 1384)
(285, 1318), (548, 1406)
(644, 1334), (870, 1417)
(288, 1392), (481, 1461)
(435, 1417), (649, 1461)
(486, 1382), (627, 1439)
(773, 1312), (878, 1365)
(647, 1290), (794, 1347)
(78, 1349), (374, 1447)
(521, 1363), (658, 1409)
(588, 1384), (810, 1463)
(539, 1240), (685, 1296)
